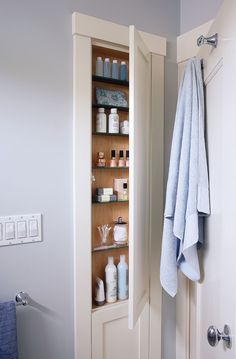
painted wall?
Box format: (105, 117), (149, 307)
(0, 1), (179, 358)
(180, 0), (223, 33)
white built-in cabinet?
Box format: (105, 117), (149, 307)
(73, 12), (165, 359)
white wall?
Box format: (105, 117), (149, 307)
(180, 0), (223, 33)
(0, 1), (179, 358)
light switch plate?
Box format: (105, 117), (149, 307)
(0, 214), (42, 247)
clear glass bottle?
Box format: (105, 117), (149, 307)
(110, 150), (117, 167)
(125, 150), (129, 167)
(118, 150), (125, 167)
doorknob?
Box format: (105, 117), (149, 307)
(207, 325), (232, 349)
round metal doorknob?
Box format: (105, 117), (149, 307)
(207, 325), (232, 349)
(207, 326), (221, 347)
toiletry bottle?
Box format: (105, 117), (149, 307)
(104, 58), (111, 78)
(117, 255), (128, 300)
(120, 61), (127, 81)
(122, 182), (128, 200)
(96, 57), (103, 77)
(105, 256), (117, 303)
(118, 150), (125, 167)
(94, 277), (105, 306)
(96, 108), (107, 133)
(125, 150), (129, 167)
(120, 120), (129, 134)
(110, 150), (117, 167)
(109, 108), (119, 134)
(111, 59), (119, 79)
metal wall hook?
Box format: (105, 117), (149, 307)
(197, 33), (218, 48)
(15, 291), (29, 306)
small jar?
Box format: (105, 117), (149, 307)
(104, 58), (111, 78)
(112, 59), (119, 79)
(96, 108), (107, 133)
(125, 150), (129, 167)
(113, 217), (128, 245)
(118, 150), (125, 167)
(110, 150), (117, 167)
(120, 61), (127, 81)
(96, 57), (103, 77)
(109, 108), (119, 134)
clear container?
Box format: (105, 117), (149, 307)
(113, 217), (128, 245)
(108, 108), (119, 134)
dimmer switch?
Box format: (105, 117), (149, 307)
(0, 214), (42, 247)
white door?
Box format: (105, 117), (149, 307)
(129, 25), (151, 329)
(190, 1), (236, 357)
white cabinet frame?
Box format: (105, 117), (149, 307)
(72, 12), (165, 359)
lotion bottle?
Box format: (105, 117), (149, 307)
(105, 256), (117, 303)
(117, 255), (128, 300)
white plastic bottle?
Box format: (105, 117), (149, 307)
(105, 256), (117, 303)
(96, 108), (107, 133)
(117, 255), (128, 300)
(108, 108), (119, 134)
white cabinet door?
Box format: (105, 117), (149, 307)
(92, 302), (149, 359)
(129, 25), (151, 329)
(189, 1), (236, 358)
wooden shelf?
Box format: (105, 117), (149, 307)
(92, 200), (129, 204)
(92, 132), (129, 138)
(92, 244), (129, 253)
(92, 166), (129, 170)
(92, 299), (128, 312)
(92, 104), (129, 112)
(92, 75), (129, 87)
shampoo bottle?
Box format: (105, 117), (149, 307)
(105, 256), (117, 303)
(117, 255), (128, 300)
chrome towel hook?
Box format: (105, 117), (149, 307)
(197, 33), (218, 48)
(15, 291), (29, 306)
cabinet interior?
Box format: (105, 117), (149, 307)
(91, 45), (129, 309)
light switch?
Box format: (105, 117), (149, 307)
(0, 223), (2, 240)
(5, 222), (15, 240)
(17, 221), (27, 238)
(29, 219), (38, 237)
(0, 214), (42, 247)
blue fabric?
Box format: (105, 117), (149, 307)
(160, 58), (210, 297)
(0, 301), (18, 359)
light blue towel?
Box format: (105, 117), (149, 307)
(160, 58), (210, 297)
(0, 301), (18, 359)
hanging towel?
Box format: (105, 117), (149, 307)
(0, 301), (19, 359)
(160, 58), (210, 297)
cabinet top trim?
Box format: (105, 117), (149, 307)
(72, 12), (166, 56)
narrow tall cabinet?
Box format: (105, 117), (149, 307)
(73, 13), (165, 359)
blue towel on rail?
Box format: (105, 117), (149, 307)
(0, 301), (18, 359)
(160, 58), (210, 297)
